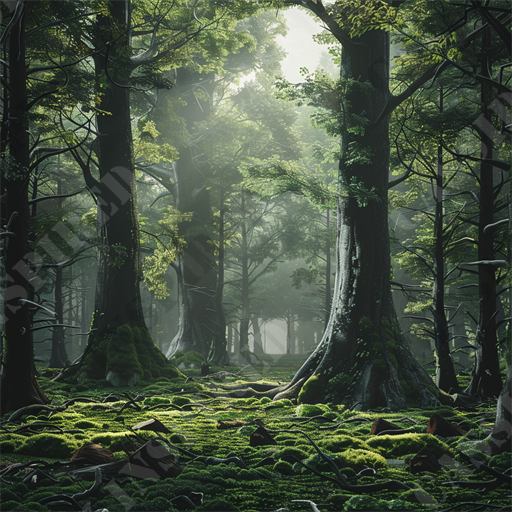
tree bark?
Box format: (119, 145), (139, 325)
(277, 29), (439, 410)
(1, 1), (49, 415)
(77, 0), (175, 385)
(252, 315), (264, 355)
(465, 27), (502, 397)
(432, 88), (459, 392)
(162, 69), (227, 364)
(49, 265), (67, 368)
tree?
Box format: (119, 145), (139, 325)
(226, 0), (510, 408)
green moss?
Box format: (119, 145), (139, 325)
(275, 446), (309, 460)
(297, 375), (325, 404)
(490, 452), (512, 472)
(318, 434), (372, 453)
(20, 433), (79, 458)
(373, 359), (386, 372)
(344, 495), (387, 511)
(295, 403), (330, 416)
(374, 342), (383, 352)
(337, 448), (387, 469)
(272, 460), (294, 475)
(82, 324), (183, 384)
(367, 433), (453, 459)
(90, 432), (132, 452)
(388, 353), (398, 369)
(74, 419), (101, 429)
(198, 498), (239, 511)
(266, 399), (293, 408)
(171, 396), (191, 407)
(144, 397), (171, 406)
(107, 324), (142, 379)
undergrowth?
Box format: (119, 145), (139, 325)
(0, 364), (509, 512)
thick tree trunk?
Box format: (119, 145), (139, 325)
(278, 30), (439, 410)
(77, 1), (176, 385)
(1, 2), (49, 415)
(465, 28), (502, 397)
(163, 69), (227, 364)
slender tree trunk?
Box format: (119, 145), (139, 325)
(214, 188), (229, 364)
(433, 88), (459, 392)
(276, 30), (439, 410)
(325, 209), (332, 327)
(252, 315), (264, 355)
(465, 28), (502, 397)
(239, 191), (251, 362)
(49, 266), (67, 368)
(233, 324), (240, 357)
(81, 285), (87, 349)
(1, 2), (49, 414)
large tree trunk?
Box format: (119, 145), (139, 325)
(78, 0), (177, 385)
(162, 69), (227, 364)
(465, 28), (502, 397)
(1, 2), (49, 415)
(278, 29), (439, 410)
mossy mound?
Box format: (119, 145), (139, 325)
(295, 403), (330, 417)
(366, 433), (453, 459)
(273, 460), (294, 475)
(318, 434), (372, 453)
(343, 494), (411, 510)
(299, 448), (386, 473)
(275, 446), (310, 460)
(19, 433), (79, 458)
(337, 448), (387, 469)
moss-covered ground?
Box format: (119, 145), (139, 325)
(0, 360), (510, 512)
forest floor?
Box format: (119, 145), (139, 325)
(0, 358), (511, 512)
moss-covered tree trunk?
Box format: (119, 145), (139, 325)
(78, 0), (179, 385)
(1, 2), (49, 415)
(275, 28), (440, 410)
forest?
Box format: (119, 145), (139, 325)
(0, 0), (511, 511)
